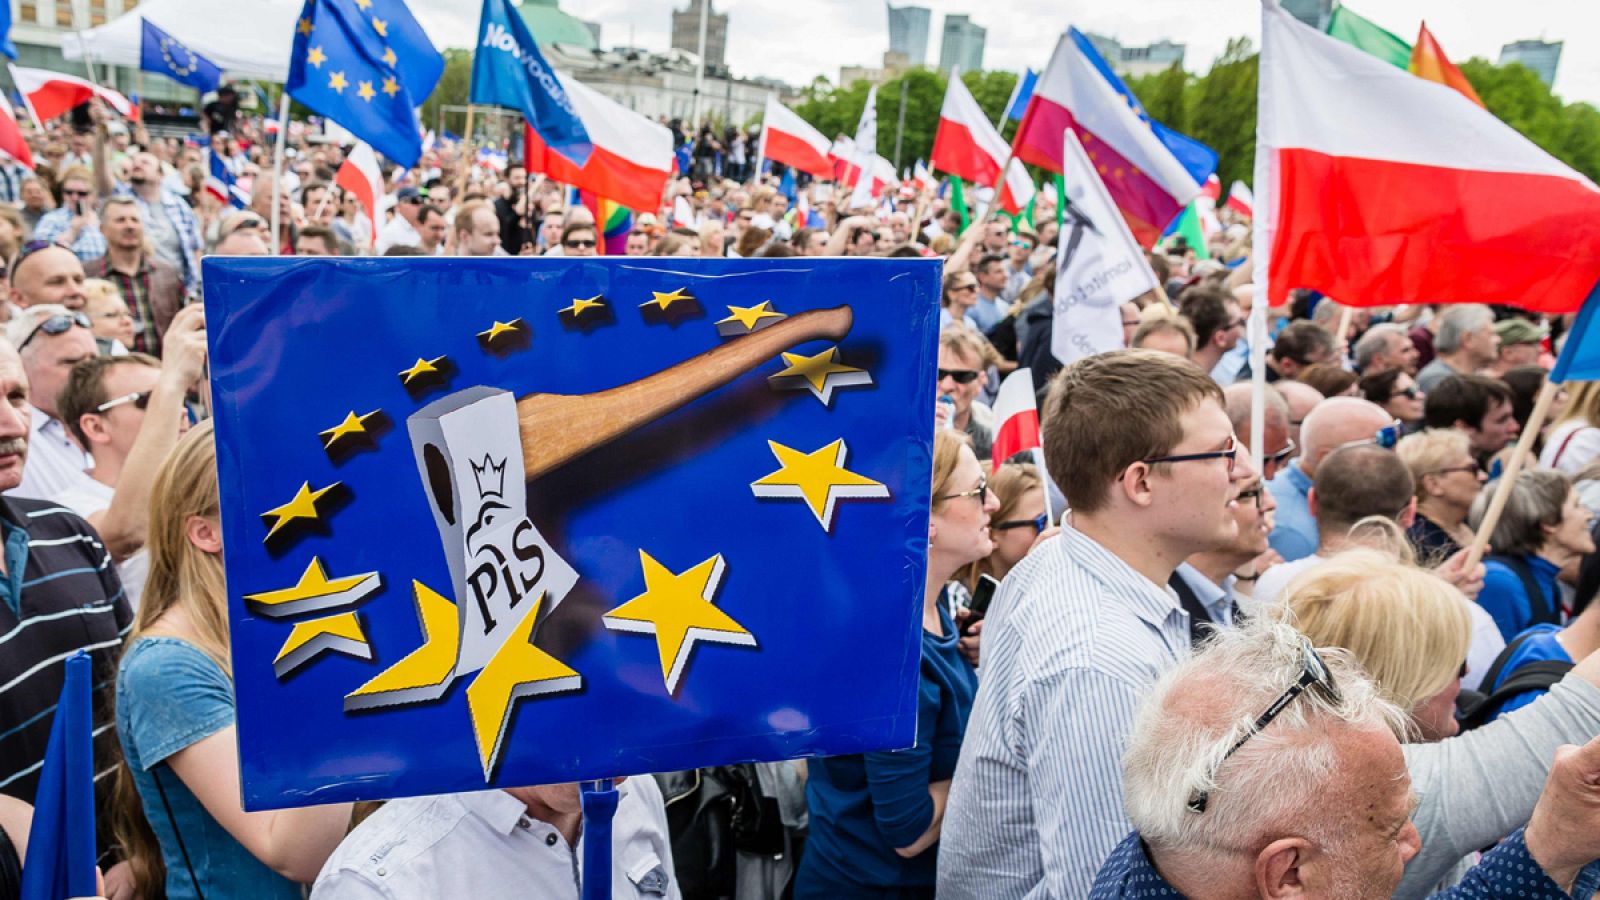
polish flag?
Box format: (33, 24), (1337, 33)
(990, 368), (1042, 472)
(1200, 173), (1222, 203)
(930, 76), (1036, 215)
(335, 142), (383, 248)
(1255, 2), (1600, 312)
(1224, 180), (1253, 218)
(0, 94), (32, 169)
(10, 66), (132, 121)
(759, 95), (833, 178)
(525, 74), (673, 213)
(911, 159), (932, 192)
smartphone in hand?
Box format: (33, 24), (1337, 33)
(961, 574), (1000, 636)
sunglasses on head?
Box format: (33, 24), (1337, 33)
(19, 311), (91, 350)
(938, 368), (981, 385)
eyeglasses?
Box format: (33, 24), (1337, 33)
(1188, 636), (1341, 814)
(938, 475), (991, 504)
(1428, 463), (1483, 477)
(95, 390), (152, 413)
(60, 188), (92, 198)
(1266, 438), (1297, 467)
(937, 368), (981, 385)
(1389, 384), (1421, 401)
(402, 196), (425, 205)
(994, 513), (1048, 533)
(950, 284), (977, 293)
(1143, 435), (1237, 475)
(1235, 487), (1265, 509)
(564, 238), (597, 249)
(18, 311), (91, 350)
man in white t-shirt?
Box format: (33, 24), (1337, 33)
(52, 305), (207, 610)
(375, 186), (426, 254)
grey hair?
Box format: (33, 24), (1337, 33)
(1353, 323), (1408, 371)
(1434, 305), (1494, 355)
(1222, 382), (1287, 435)
(1468, 468), (1571, 557)
(1122, 620), (1409, 855)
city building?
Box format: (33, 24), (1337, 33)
(1281, 0), (1333, 31)
(1082, 33), (1186, 78)
(1499, 39), (1563, 87)
(518, 0), (601, 51)
(887, 3), (931, 68)
(671, 0), (729, 75)
(938, 14), (986, 75)
(549, 44), (795, 128)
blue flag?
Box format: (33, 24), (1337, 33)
(1068, 28), (1217, 187)
(206, 149), (249, 209)
(470, 0), (591, 167)
(19, 653), (95, 900)
(1004, 69), (1037, 122)
(1551, 282), (1600, 382)
(139, 19), (222, 93)
(778, 166), (796, 202)
(0, 2), (14, 60)
(286, 0), (442, 168)
(203, 257), (937, 806)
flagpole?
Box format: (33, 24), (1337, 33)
(269, 90), (290, 256)
(456, 104), (476, 197)
(1463, 378), (1562, 571)
(751, 97), (768, 189)
(1033, 447), (1057, 525)
(893, 77), (908, 171)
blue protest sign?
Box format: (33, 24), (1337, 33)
(204, 257), (939, 809)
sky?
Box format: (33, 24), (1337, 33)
(410, 0), (1600, 108)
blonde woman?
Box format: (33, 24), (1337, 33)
(114, 422), (351, 899)
(977, 462), (1046, 585)
(82, 278), (135, 354)
(1397, 429), (1486, 562)
(1540, 380), (1600, 474)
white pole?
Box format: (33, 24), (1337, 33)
(752, 95), (771, 187)
(270, 91), (290, 256)
(1033, 447), (1057, 526)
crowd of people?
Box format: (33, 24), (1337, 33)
(2, 86), (1600, 900)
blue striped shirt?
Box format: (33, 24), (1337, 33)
(938, 525), (1190, 900)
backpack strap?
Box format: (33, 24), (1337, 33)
(1487, 554), (1559, 627)
(1458, 631), (1571, 730)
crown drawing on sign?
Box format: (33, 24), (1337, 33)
(470, 454), (507, 499)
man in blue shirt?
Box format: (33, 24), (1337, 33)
(1093, 624), (1600, 900)
(1267, 396), (1394, 561)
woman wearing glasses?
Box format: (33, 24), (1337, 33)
(974, 461), (1047, 586)
(1397, 429), (1486, 563)
(1360, 368), (1428, 431)
(796, 430), (993, 900)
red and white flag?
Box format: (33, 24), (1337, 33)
(0, 94), (33, 169)
(10, 66), (132, 121)
(929, 76), (1035, 215)
(1201, 173), (1222, 203)
(1254, 2), (1600, 312)
(759, 95), (832, 178)
(335, 141), (383, 248)
(525, 74), (673, 213)
(912, 160), (932, 192)
(990, 368), (1042, 472)
(1224, 180), (1253, 218)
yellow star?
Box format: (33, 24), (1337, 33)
(297, 16), (313, 36)
(274, 611), (372, 678)
(382, 47), (397, 68)
(345, 581), (460, 710)
(307, 46), (326, 68)
(328, 70), (348, 93)
(603, 551), (755, 695)
(562, 295), (607, 316)
(371, 16), (388, 37)
(642, 287), (694, 311)
(477, 319), (524, 343)
(357, 80), (376, 102)
(465, 594), (582, 778)
(750, 439), (889, 531)
(767, 346), (873, 405)
(398, 355), (446, 385)
(354, 0), (371, 8)
(243, 557), (382, 618)
(716, 301), (786, 335)
(1097, 163), (1108, 175)
(319, 409), (381, 450)
(381, 75), (400, 98)
(260, 481), (340, 542)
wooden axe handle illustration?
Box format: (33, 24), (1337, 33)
(517, 305), (854, 481)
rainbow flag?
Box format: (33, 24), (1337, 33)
(579, 190), (633, 255)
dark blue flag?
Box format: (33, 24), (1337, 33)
(0, 2), (14, 60)
(1551, 282), (1600, 382)
(203, 257), (938, 806)
(1004, 68), (1037, 122)
(286, 0), (441, 168)
(205, 149), (249, 209)
(139, 19), (222, 93)
(471, 0), (591, 166)
(19, 653), (95, 900)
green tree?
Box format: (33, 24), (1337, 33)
(419, 49), (474, 138)
(1186, 38), (1257, 188)
(1127, 63), (1189, 133)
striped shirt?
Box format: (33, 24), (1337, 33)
(937, 525), (1190, 900)
(0, 495), (131, 859)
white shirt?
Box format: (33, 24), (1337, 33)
(53, 477), (148, 612)
(13, 406), (96, 503)
(375, 215), (421, 254)
(312, 779), (679, 900)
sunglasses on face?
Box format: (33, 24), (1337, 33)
(994, 513), (1049, 533)
(950, 284), (977, 293)
(938, 368), (981, 385)
(402, 197), (424, 205)
(19, 311), (92, 350)
(564, 239), (597, 249)
(95, 390), (152, 413)
(1266, 438), (1298, 467)
(61, 188), (92, 198)
(1390, 385), (1421, 400)
(938, 475), (992, 504)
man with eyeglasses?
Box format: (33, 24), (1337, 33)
(375, 185), (427, 255)
(1266, 396), (1395, 562)
(1097, 622), (1600, 899)
(83, 197), (184, 356)
(1170, 475), (1278, 648)
(1001, 233), (1035, 303)
(6, 306), (99, 502)
(32, 166), (107, 263)
(939, 350), (1255, 899)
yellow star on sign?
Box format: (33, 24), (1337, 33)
(273, 611), (372, 679)
(354, 0), (371, 9)
(399, 355), (446, 385)
(642, 287), (694, 311)
(328, 70), (348, 93)
(767, 346), (873, 406)
(465, 593), (582, 779)
(297, 16), (313, 36)
(345, 581), (461, 710)
(243, 557), (381, 618)
(563, 295), (607, 317)
(716, 301), (786, 335)
(382, 47), (397, 68)
(357, 80), (376, 102)
(319, 410), (381, 451)
(371, 16), (388, 37)
(602, 551), (754, 695)
(381, 76), (399, 98)
(750, 439), (889, 531)
(478, 320), (523, 342)
(260, 481), (341, 542)
(307, 46), (326, 68)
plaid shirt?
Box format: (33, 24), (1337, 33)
(32, 207), (108, 261)
(0, 162), (27, 206)
(112, 184), (203, 292)
(84, 253), (185, 356)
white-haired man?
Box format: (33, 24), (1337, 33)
(1416, 304), (1500, 393)
(1353, 321), (1420, 376)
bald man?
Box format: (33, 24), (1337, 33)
(1273, 379), (1323, 450)
(1265, 396), (1395, 562)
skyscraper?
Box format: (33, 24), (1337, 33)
(938, 14), (986, 75)
(1281, 0), (1333, 30)
(1499, 39), (1563, 87)
(671, 0), (729, 73)
(887, 3), (931, 68)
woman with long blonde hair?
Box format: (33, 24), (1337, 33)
(113, 421), (351, 899)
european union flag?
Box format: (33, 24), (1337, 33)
(286, 0), (441, 168)
(471, 0), (591, 166)
(203, 257), (938, 807)
(139, 19), (221, 94)
(18, 653), (95, 900)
